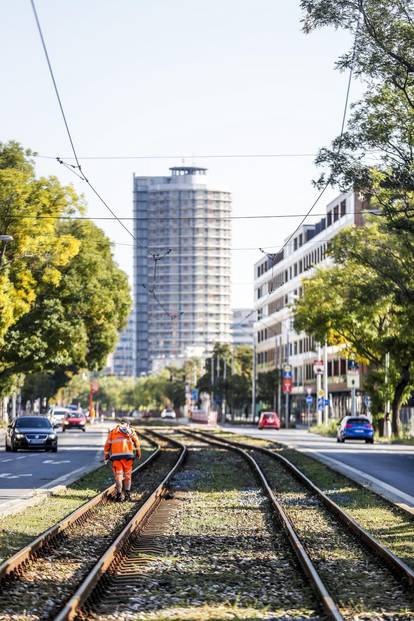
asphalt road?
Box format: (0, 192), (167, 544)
(225, 426), (414, 500)
(0, 423), (110, 515)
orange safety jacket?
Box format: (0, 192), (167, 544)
(104, 426), (141, 461)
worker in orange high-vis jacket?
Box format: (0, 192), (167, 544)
(104, 420), (141, 502)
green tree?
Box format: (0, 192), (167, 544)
(197, 343), (252, 412)
(257, 369), (279, 409)
(301, 2), (414, 228)
(294, 221), (414, 433)
(0, 143), (131, 396)
(0, 141), (80, 351)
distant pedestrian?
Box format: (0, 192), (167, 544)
(104, 420), (141, 502)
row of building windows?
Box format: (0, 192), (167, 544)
(256, 198), (348, 280)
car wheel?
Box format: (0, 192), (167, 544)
(52, 446), (58, 453)
(5, 442), (11, 452)
(82, 428), (86, 432)
(341, 438), (345, 443)
(11, 441), (17, 452)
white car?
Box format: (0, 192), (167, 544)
(48, 407), (73, 428)
(161, 408), (176, 420)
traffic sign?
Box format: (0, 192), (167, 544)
(282, 378), (292, 394)
(313, 360), (324, 375)
(318, 389), (324, 397)
(306, 395), (313, 405)
(191, 389), (199, 401)
(347, 359), (359, 371)
(282, 363), (292, 379)
(347, 374), (360, 389)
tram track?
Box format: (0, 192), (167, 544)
(192, 429), (414, 621)
(0, 430), (186, 621)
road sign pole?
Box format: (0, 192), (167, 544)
(351, 384), (356, 416)
(323, 341), (329, 425)
(316, 344), (322, 425)
(285, 392), (289, 430)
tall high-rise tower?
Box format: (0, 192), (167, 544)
(133, 166), (231, 374)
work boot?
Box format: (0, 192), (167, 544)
(124, 490), (132, 502)
(115, 491), (123, 502)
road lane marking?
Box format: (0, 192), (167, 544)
(42, 459), (71, 464)
(0, 473), (33, 479)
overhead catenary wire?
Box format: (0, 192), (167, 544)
(30, 0), (135, 243)
(29, 0), (175, 319)
(273, 18), (361, 257)
(36, 152), (317, 161)
(1, 209), (380, 221)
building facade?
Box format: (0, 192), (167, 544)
(232, 308), (254, 347)
(111, 314), (135, 376)
(253, 190), (366, 419)
(133, 166), (232, 374)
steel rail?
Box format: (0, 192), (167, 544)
(181, 429), (344, 621)
(197, 429), (414, 587)
(53, 431), (187, 621)
(0, 431), (160, 580)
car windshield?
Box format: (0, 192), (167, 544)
(263, 414), (274, 419)
(16, 417), (51, 429)
(348, 418), (369, 425)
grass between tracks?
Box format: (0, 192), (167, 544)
(213, 428), (414, 570)
(110, 436), (319, 621)
(0, 445), (153, 564)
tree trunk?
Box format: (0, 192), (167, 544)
(391, 364), (411, 436)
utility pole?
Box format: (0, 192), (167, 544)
(285, 327), (290, 429)
(384, 351), (391, 437)
(211, 355), (215, 406)
(251, 335), (256, 422)
(323, 341), (329, 425)
(316, 342), (322, 425)
(278, 335), (282, 415)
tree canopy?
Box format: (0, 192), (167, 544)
(0, 142), (131, 398)
(294, 221), (414, 433)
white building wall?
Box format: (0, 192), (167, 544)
(253, 190), (365, 417)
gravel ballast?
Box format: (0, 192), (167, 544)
(0, 445), (178, 621)
(88, 433), (322, 621)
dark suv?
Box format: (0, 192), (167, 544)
(5, 416), (58, 452)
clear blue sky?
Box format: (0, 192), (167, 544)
(1, 1), (358, 307)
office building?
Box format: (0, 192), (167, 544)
(253, 190), (366, 418)
(133, 166), (232, 374)
(111, 314), (135, 376)
(232, 308), (254, 347)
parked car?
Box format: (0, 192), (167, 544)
(63, 412), (87, 432)
(258, 411), (281, 430)
(5, 416), (58, 452)
(161, 408), (176, 420)
(48, 406), (73, 428)
(337, 416), (374, 444)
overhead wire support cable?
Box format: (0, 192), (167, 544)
(30, 0), (138, 243)
(36, 152), (317, 161)
(276, 18), (361, 256)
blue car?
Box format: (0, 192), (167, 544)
(337, 416), (374, 444)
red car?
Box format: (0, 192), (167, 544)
(258, 411), (281, 430)
(63, 413), (86, 432)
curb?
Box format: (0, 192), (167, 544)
(277, 439), (414, 517)
(0, 460), (104, 520)
(0, 425), (109, 519)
